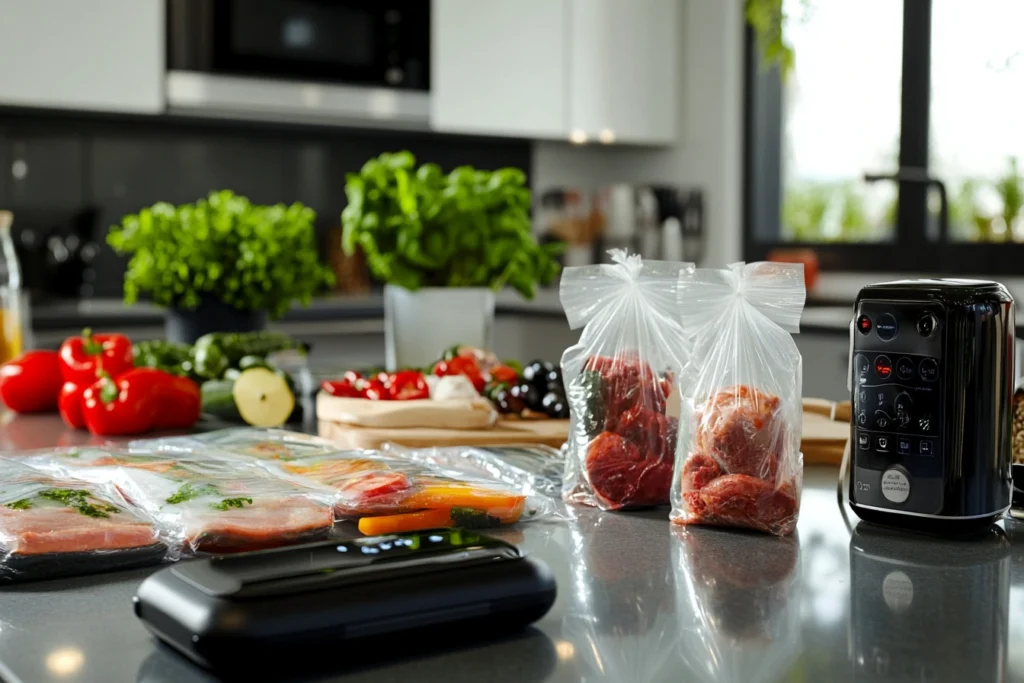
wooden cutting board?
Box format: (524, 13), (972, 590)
(318, 416), (571, 450)
(318, 391), (851, 459)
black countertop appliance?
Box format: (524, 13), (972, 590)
(849, 279), (1014, 534)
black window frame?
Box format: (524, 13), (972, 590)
(744, 0), (1024, 275)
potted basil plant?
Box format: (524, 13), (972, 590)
(109, 190), (335, 344)
(342, 151), (562, 370)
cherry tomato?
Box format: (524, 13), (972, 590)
(387, 370), (430, 400)
(321, 380), (363, 398)
(363, 378), (392, 400)
(489, 364), (520, 384)
(338, 472), (411, 502)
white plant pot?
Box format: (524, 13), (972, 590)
(384, 285), (495, 370)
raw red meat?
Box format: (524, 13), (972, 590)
(584, 432), (649, 510)
(680, 453), (722, 493)
(691, 474), (798, 536)
(0, 504), (158, 556)
(695, 385), (784, 480)
(615, 405), (673, 460)
(585, 353), (669, 422)
(183, 498), (334, 553)
(631, 458), (674, 506)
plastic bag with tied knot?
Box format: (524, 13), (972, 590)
(560, 249), (694, 510)
(671, 262), (806, 535)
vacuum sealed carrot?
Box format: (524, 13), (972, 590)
(560, 249), (693, 510)
(671, 263), (806, 536)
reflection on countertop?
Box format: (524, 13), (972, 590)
(0, 415), (1022, 682)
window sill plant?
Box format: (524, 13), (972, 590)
(108, 190), (334, 344)
(341, 151), (562, 369)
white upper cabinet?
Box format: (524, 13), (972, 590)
(0, 0), (164, 113)
(432, 0), (678, 145)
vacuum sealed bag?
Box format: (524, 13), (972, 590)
(0, 460), (165, 583)
(560, 250), (693, 510)
(385, 444), (565, 498)
(130, 428), (345, 461)
(24, 450), (336, 555)
(274, 452), (551, 535)
(671, 263), (806, 536)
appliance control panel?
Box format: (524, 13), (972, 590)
(851, 301), (945, 514)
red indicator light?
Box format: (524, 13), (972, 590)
(857, 315), (872, 333)
(875, 355), (892, 379)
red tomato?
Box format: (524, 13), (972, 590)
(363, 378), (392, 400)
(489, 364), (520, 384)
(321, 380), (363, 398)
(338, 472), (412, 502)
(387, 370), (430, 400)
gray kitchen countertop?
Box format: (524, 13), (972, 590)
(0, 413), (1021, 683)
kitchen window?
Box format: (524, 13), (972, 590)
(744, 0), (1024, 274)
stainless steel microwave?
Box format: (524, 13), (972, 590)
(166, 0), (430, 127)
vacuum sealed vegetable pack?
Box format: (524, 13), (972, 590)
(0, 460), (165, 583)
(560, 250), (693, 510)
(272, 452), (552, 535)
(130, 428), (345, 461)
(671, 262), (806, 536)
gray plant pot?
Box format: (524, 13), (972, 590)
(165, 297), (267, 344)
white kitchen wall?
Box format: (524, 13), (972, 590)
(530, 0), (746, 267)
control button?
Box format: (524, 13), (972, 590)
(919, 358), (938, 382)
(897, 411), (911, 428)
(894, 392), (912, 413)
(857, 433), (870, 449)
(881, 468), (910, 504)
(876, 413), (891, 429)
(896, 357), (915, 381)
(917, 312), (937, 337)
(875, 436), (891, 452)
(876, 313), (898, 341)
(857, 411), (867, 425)
(919, 439), (934, 456)
(874, 355), (893, 379)
(855, 354), (870, 377)
(898, 437), (912, 454)
(857, 315), (873, 334)
(918, 414), (933, 432)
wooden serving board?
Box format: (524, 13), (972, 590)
(318, 416), (571, 450)
(317, 393), (852, 461)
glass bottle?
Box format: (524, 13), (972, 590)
(0, 211), (24, 362)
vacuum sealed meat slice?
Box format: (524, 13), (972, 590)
(130, 428), (345, 461)
(0, 462), (165, 583)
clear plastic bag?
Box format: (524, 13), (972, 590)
(271, 451), (554, 535)
(560, 249), (694, 510)
(671, 262), (806, 536)
(129, 428), (345, 461)
(23, 449), (336, 556)
(384, 444), (565, 498)
(0, 460), (165, 582)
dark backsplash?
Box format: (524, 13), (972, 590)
(0, 109), (531, 299)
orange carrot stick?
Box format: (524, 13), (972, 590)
(357, 508), (453, 536)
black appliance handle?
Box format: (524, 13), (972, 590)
(863, 168), (949, 244)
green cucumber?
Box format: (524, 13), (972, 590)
(201, 379), (242, 422)
(238, 355), (270, 371)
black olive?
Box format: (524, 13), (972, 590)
(549, 401), (569, 419)
(546, 380), (566, 397)
(511, 383), (543, 412)
(522, 360), (548, 386)
(541, 391), (562, 411)
(545, 367), (563, 387)
(496, 391), (526, 415)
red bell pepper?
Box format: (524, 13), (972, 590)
(433, 356), (486, 393)
(0, 351), (63, 413)
(81, 368), (201, 436)
(387, 370), (430, 400)
(58, 381), (87, 429)
(59, 328), (134, 384)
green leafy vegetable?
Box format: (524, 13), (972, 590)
(166, 483), (220, 505)
(212, 497), (253, 511)
(5, 499), (32, 510)
(449, 507), (502, 529)
(37, 489), (120, 518)
(341, 152), (563, 299)
(108, 190), (335, 319)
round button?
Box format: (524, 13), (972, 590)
(875, 313), (898, 341)
(874, 355), (893, 380)
(855, 354), (869, 377)
(857, 315), (872, 334)
(895, 357), (915, 381)
(917, 313), (936, 337)
(919, 358), (938, 382)
(881, 467), (910, 504)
